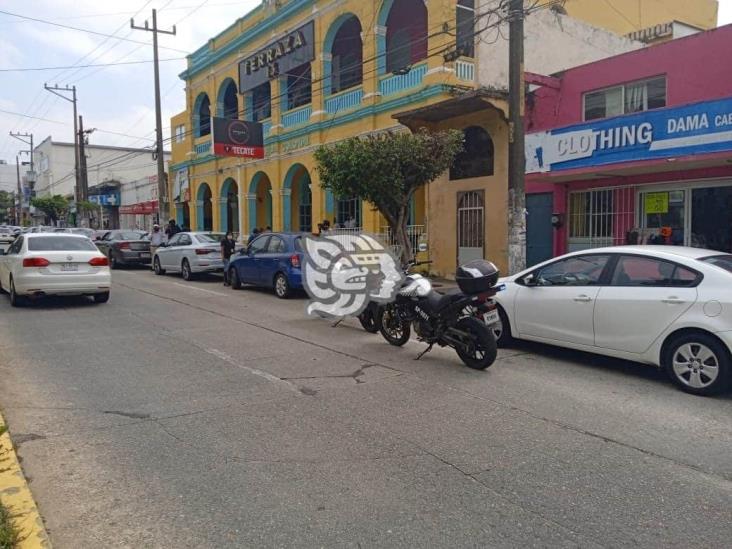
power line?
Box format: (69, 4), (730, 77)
(0, 57), (187, 72)
(0, 8), (190, 54)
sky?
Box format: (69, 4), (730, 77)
(1, 0), (732, 167)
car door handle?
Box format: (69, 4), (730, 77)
(662, 297), (685, 305)
(573, 295), (593, 303)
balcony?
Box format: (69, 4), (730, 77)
(325, 88), (363, 114)
(281, 105), (312, 129)
(455, 59), (475, 82)
(379, 63), (427, 97)
(262, 120), (272, 138)
(194, 140), (211, 156)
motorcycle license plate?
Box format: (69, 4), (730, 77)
(483, 309), (499, 325)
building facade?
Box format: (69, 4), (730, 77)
(525, 24), (732, 265)
(168, 0), (709, 276)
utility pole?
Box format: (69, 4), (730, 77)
(507, 0), (526, 274)
(44, 84), (79, 203)
(9, 132), (34, 171)
(131, 9), (176, 223)
(15, 155), (22, 225)
(78, 115), (94, 203)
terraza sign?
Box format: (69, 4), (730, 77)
(238, 21), (314, 92)
(212, 117), (264, 159)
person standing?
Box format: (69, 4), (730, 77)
(165, 219), (180, 240)
(220, 231), (236, 286)
(149, 224), (165, 269)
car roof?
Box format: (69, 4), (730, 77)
(25, 232), (88, 238)
(565, 245), (723, 260)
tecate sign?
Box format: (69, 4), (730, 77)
(526, 96), (732, 173)
(211, 117), (264, 159)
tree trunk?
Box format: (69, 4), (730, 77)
(393, 204), (412, 267)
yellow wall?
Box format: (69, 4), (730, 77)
(563, 0), (718, 35)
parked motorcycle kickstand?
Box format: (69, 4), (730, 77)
(414, 343), (434, 360)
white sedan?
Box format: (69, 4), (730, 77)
(153, 232), (227, 280)
(0, 233), (111, 306)
(493, 246), (732, 396)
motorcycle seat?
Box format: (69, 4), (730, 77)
(427, 288), (464, 311)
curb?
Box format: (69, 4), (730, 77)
(0, 414), (51, 548)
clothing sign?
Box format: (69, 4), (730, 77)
(526, 96), (732, 173)
(644, 192), (669, 214)
(238, 21), (314, 92)
(211, 117), (264, 159)
(89, 193), (120, 206)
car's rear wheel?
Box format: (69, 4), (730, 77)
(664, 332), (730, 396)
(109, 253), (118, 270)
(493, 306), (515, 348)
(93, 292), (110, 304)
(153, 257), (165, 275)
(274, 273), (291, 299)
(229, 267), (241, 289)
(9, 278), (25, 307)
(181, 259), (194, 281)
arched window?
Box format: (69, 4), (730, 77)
(287, 64), (312, 109)
(450, 126), (494, 180)
(456, 0), (475, 58)
(251, 82), (271, 122)
(194, 94), (211, 137)
(385, 0), (428, 73)
(219, 80), (238, 119)
(330, 16), (363, 94)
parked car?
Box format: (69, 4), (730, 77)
(0, 233), (111, 306)
(153, 232), (227, 280)
(70, 228), (95, 239)
(92, 230), (110, 241)
(0, 227), (16, 246)
(227, 232), (304, 298)
(493, 246), (732, 396)
(94, 230), (151, 268)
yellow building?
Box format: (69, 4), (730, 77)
(169, 0), (716, 277)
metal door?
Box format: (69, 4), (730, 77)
(457, 191), (484, 266)
(526, 193), (554, 267)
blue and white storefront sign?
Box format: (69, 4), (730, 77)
(526, 96), (732, 174)
(89, 193), (120, 206)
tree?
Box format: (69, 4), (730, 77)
(76, 200), (99, 213)
(30, 195), (69, 224)
(0, 191), (13, 224)
(314, 129), (463, 264)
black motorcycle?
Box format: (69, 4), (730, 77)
(379, 260), (501, 370)
(357, 302), (382, 333)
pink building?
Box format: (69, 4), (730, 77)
(523, 24), (732, 265)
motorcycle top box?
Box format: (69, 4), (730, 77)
(455, 260), (500, 294)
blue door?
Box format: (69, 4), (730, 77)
(240, 235), (269, 283)
(526, 193), (554, 267)
(258, 235), (286, 286)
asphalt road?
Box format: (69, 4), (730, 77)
(0, 268), (730, 548)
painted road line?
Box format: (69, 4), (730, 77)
(0, 414), (51, 548)
(203, 347), (300, 393)
(171, 282), (228, 297)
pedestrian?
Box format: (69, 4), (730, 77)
(149, 223), (165, 268)
(264, 226), (272, 233)
(165, 219), (180, 239)
(220, 231), (236, 286)
(249, 227), (260, 243)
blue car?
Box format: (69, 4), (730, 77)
(228, 232), (305, 298)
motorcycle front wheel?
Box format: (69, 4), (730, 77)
(358, 307), (381, 333)
(379, 304), (411, 346)
(454, 316), (497, 370)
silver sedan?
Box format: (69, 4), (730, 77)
(153, 232), (228, 280)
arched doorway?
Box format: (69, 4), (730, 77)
(248, 172), (272, 232)
(197, 183), (213, 231)
(324, 14), (363, 95)
(220, 178), (239, 234)
(379, 0), (428, 74)
(176, 202), (191, 230)
(283, 164), (312, 232)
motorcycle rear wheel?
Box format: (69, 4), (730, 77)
(454, 317), (497, 370)
(379, 304), (411, 346)
(358, 307), (381, 333)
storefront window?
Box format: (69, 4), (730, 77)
(641, 190), (685, 246)
(692, 186), (732, 252)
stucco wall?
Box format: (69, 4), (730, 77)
(527, 24), (732, 132)
(476, 5), (642, 91)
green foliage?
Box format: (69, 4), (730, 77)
(30, 195), (69, 223)
(0, 500), (19, 549)
(0, 192), (13, 224)
(314, 129), (464, 262)
(76, 200), (98, 213)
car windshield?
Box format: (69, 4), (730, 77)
(196, 233), (226, 243)
(71, 229), (94, 237)
(28, 236), (99, 251)
(116, 231), (146, 240)
(700, 254), (732, 273)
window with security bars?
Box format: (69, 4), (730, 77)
(568, 187), (637, 251)
(299, 185), (312, 233)
(336, 196), (361, 228)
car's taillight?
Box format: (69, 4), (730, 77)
(22, 257), (50, 268)
(195, 248), (212, 255)
(89, 257), (109, 267)
(117, 242), (131, 249)
(290, 254), (300, 268)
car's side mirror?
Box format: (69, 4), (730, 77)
(523, 273), (538, 287)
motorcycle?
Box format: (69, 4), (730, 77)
(379, 259), (502, 370)
(357, 301), (383, 333)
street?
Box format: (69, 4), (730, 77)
(0, 269), (731, 548)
